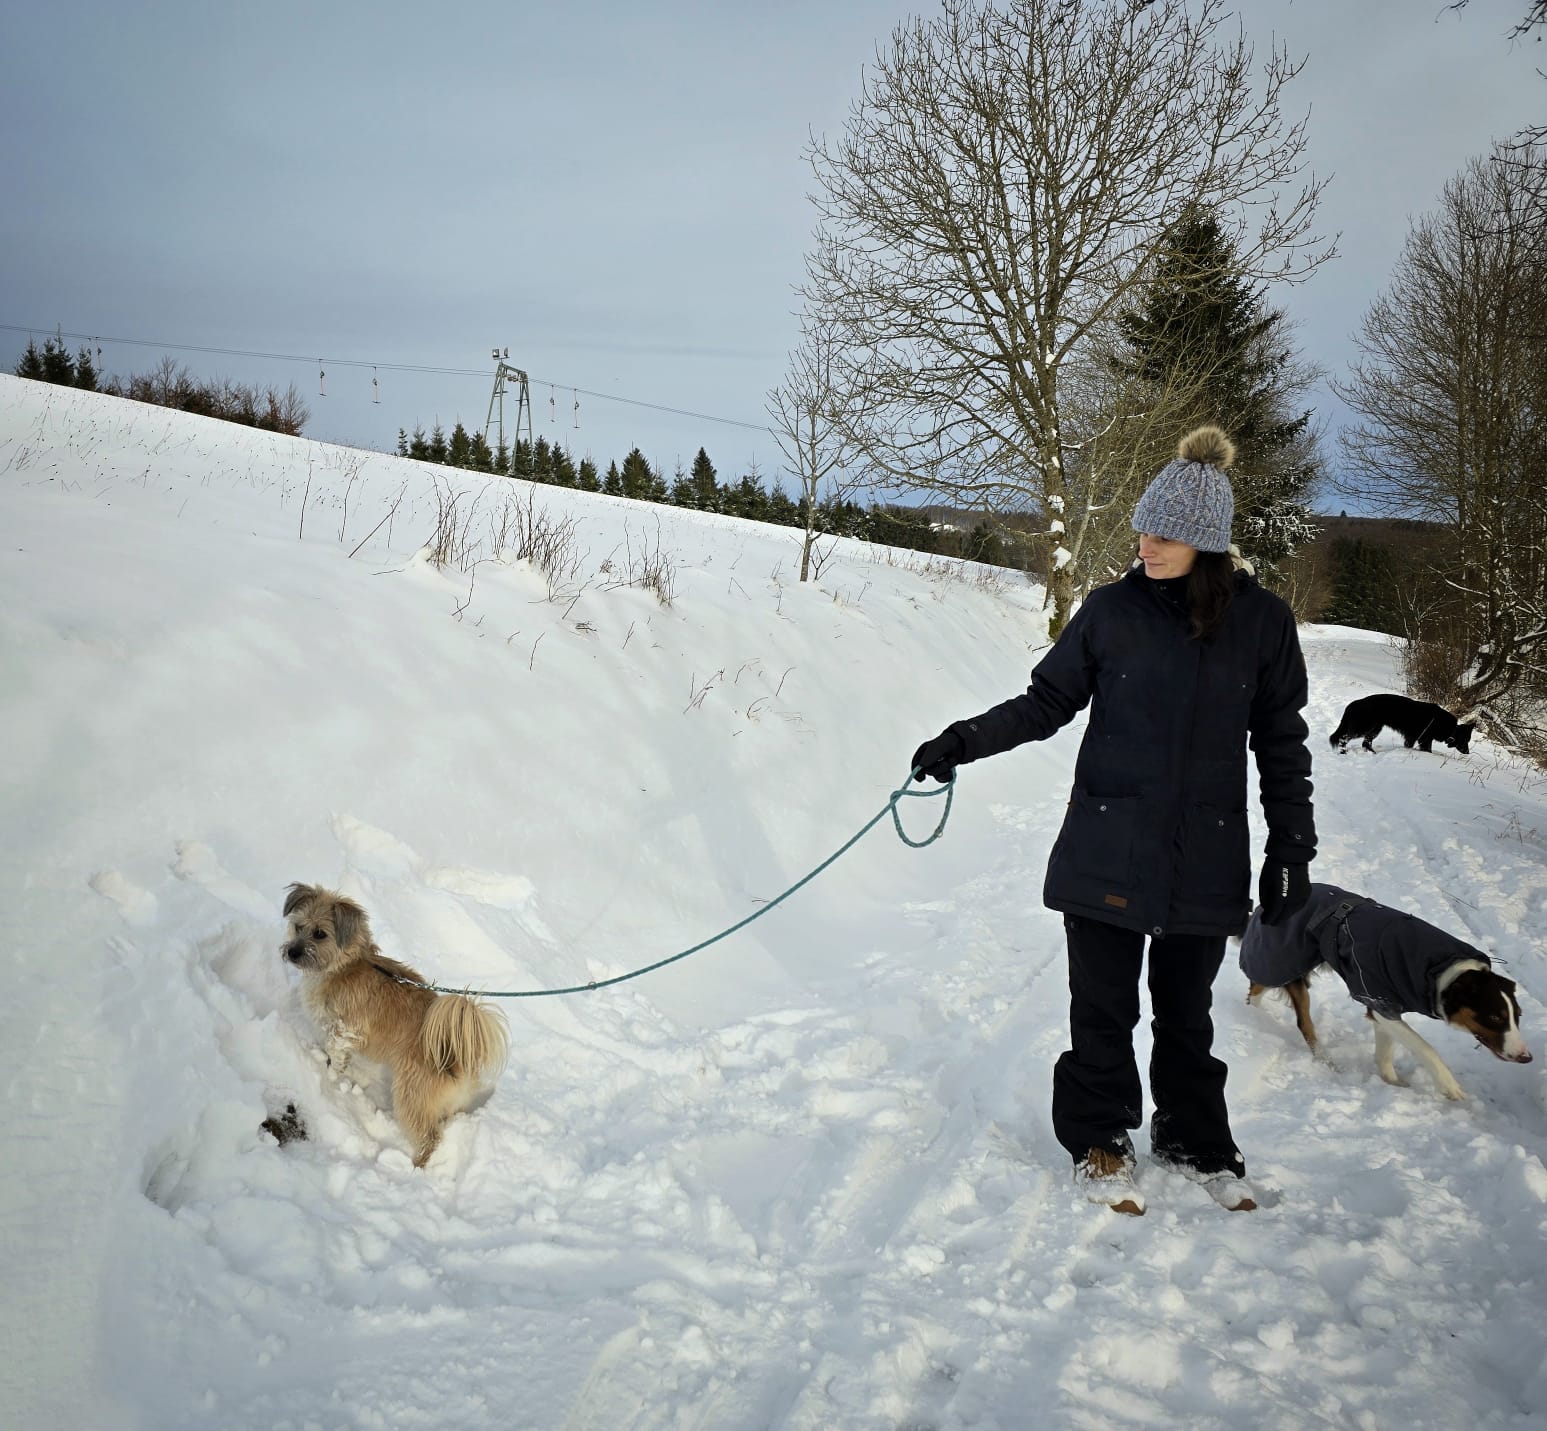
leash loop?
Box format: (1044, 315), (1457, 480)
(412, 768), (955, 998)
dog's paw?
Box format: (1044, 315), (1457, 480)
(1438, 1080), (1467, 1101)
(260, 1101), (308, 1147)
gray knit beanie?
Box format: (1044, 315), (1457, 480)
(1131, 425), (1236, 553)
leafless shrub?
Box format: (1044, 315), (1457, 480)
(685, 670), (724, 713)
(1398, 634), (1473, 705)
(335, 452), (366, 542)
(600, 520), (679, 605)
(424, 477), (463, 569)
(110, 356), (310, 434)
(490, 488), (585, 590)
(1399, 633), (1547, 768)
(297, 455), (314, 539)
(807, 538), (837, 582)
(421, 481), (582, 589)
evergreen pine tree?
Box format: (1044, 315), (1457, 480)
(690, 447), (720, 511)
(532, 436), (554, 485)
(427, 422), (449, 464)
(397, 428), (410, 458)
(511, 438), (534, 481)
(964, 521), (1006, 567)
(577, 457), (601, 492)
(869, 503), (936, 551)
(767, 480), (799, 528)
(1113, 205), (1319, 575)
(619, 448), (656, 499)
(1323, 537), (1405, 636)
(550, 446), (577, 488)
(469, 429), (494, 472)
(669, 462), (695, 507)
(408, 425), (429, 461)
(40, 331), (75, 385)
(73, 345), (99, 391)
(603, 460), (623, 496)
(15, 339), (44, 380)
(731, 470), (768, 522)
(494, 439), (510, 474)
(448, 421), (473, 470)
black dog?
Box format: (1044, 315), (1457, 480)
(1329, 693), (1474, 755)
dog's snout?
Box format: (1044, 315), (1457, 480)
(284, 942), (308, 964)
(1515, 1049), (1534, 1064)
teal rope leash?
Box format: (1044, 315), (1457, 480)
(411, 768), (955, 998)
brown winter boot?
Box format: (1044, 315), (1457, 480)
(1074, 1146), (1145, 1216)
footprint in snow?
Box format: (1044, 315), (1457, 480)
(89, 868), (158, 926)
(330, 812), (418, 880)
(171, 839), (272, 920)
(424, 864), (537, 910)
(332, 812), (556, 941)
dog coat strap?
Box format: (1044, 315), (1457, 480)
(1306, 895), (1364, 938)
(1307, 895), (1369, 962)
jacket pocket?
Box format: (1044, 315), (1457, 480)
(1057, 791), (1140, 885)
(1183, 803), (1250, 898)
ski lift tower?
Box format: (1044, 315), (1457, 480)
(483, 348), (534, 456)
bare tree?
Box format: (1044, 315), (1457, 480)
(1052, 315), (1218, 594)
(767, 314), (871, 582)
(802, 0), (1333, 632)
(1447, 0), (1547, 146)
(1447, 0), (1547, 40)
(1337, 147), (1547, 712)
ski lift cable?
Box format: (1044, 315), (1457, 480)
(0, 321), (770, 431)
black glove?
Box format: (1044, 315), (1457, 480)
(1258, 860), (1311, 926)
(911, 728), (966, 784)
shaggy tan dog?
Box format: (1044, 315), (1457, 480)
(282, 883), (508, 1166)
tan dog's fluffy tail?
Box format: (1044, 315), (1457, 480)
(422, 994), (509, 1083)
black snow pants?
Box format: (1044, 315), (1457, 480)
(1053, 914), (1243, 1176)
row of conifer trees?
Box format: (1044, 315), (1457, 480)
(395, 422), (1019, 567)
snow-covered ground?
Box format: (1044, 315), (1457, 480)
(3, 375), (1545, 1430)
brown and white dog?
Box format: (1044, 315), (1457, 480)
(282, 883), (509, 1165)
(1240, 884), (1531, 1100)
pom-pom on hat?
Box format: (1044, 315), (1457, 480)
(1131, 425), (1237, 553)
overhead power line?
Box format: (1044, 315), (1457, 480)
(0, 321), (771, 433)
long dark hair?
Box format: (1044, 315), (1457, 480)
(1185, 550), (1237, 640)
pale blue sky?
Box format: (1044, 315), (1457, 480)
(2, 1), (1539, 500)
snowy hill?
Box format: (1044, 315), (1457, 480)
(3, 375), (1545, 1430)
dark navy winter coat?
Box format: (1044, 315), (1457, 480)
(1238, 882), (1485, 1019)
(952, 567), (1315, 937)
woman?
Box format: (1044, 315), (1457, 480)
(910, 427), (1315, 1215)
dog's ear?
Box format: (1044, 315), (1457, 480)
(331, 896), (369, 950)
(283, 883), (315, 918)
(1441, 967), (1499, 1015)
